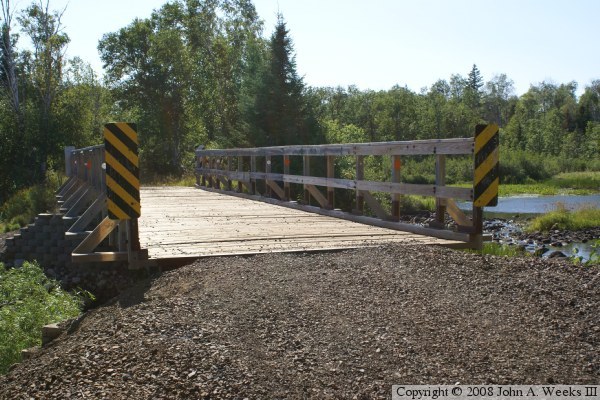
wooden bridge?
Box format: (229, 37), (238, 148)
(138, 186), (463, 262)
(56, 124), (499, 268)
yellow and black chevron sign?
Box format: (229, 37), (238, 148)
(104, 123), (141, 220)
(474, 123), (499, 207)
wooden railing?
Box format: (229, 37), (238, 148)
(195, 133), (495, 247)
(57, 124), (147, 268)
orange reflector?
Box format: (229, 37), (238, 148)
(394, 158), (402, 170)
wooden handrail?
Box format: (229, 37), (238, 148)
(195, 137), (473, 157)
(194, 133), (490, 246)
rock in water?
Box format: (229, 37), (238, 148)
(548, 251), (567, 258)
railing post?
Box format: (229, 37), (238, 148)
(197, 156), (203, 186)
(199, 156), (207, 187)
(214, 158), (221, 190)
(64, 146), (75, 177)
(303, 155), (310, 205)
(284, 155), (290, 201)
(391, 155), (401, 220)
(227, 156), (233, 191)
(431, 154), (446, 228)
(237, 157), (243, 193)
(265, 155), (272, 198)
(327, 155), (334, 209)
(250, 155), (256, 195)
(205, 156), (212, 188)
(354, 155), (364, 214)
(472, 205), (484, 248)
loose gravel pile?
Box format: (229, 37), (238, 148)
(1, 245), (599, 399)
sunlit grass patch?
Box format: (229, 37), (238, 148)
(527, 204), (600, 232)
(466, 242), (528, 257)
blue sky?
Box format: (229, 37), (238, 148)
(36, 0), (600, 96)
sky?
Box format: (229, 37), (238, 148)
(16, 0), (600, 96)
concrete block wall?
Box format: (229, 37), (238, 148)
(2, 211), (136, 303)
(3, 213), (82, 269)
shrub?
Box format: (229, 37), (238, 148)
(0, 262), (85, 374)
(0, 170), (61, 232)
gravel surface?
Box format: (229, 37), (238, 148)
(1, 245), (599, 399)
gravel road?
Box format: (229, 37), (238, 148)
(1, 245), (599, 399)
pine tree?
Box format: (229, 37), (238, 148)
(465, 64), (483, 110)
(252, 14), (309, 146)
(467, 64), (483, 92)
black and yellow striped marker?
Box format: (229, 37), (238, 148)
(104, 123), (141, 220)
(474, 123), (499, 207)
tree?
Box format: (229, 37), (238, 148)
(483, 73), (516, 126)
(249, 14), (315, 146)
(449, 74), (467, 102)
(0, 0), (21, 125)
(467, 64), (483, 92)
(18, 0), (69, 177)
(464, 64), (483, 110)
(99, 0), (262, 174)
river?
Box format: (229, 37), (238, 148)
(459, 194), (599, 262)
(459, 194), (600, 215)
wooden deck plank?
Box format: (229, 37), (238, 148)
(138, 186), (463, 260)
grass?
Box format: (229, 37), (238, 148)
(547, 171), (600, 191)
(467, 242), (528, 257)
(527, 204), (600, 232)
(399, 195), (436, 213)
(452, 171), (600, 197)
(0, 262), (86, 374)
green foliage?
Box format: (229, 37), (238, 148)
(0, 262), (84, 374)
(0, 2), (599, 203)
(571, 240), (600, 266)
(141, 174), (197, 187)
(247, 14), (322, 147)
(547, 171), (600, 191)
(0, 171), (61, 232)
(527, 205), (600, 233)
(498, 150), (599, 184)
(468, 242), (528, 257)
(398, 195), (436, 214)
(98, 0), (263, 176)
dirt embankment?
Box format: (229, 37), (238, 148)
(1, 245), (599, 399)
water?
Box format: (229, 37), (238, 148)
(543, 241), (596, 262)
(465, 194), (600, 262)
(460, 194), (600, 214)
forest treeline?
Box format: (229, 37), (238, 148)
(0, 0), (598, 204)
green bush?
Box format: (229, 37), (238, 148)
(0, 170), (62, 232)
(499, 151), (599, 185)
(0, 262), (85, 374)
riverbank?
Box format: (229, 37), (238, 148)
(485, 217), (599, 262)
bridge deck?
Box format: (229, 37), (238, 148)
(139, 187), (462, 260)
